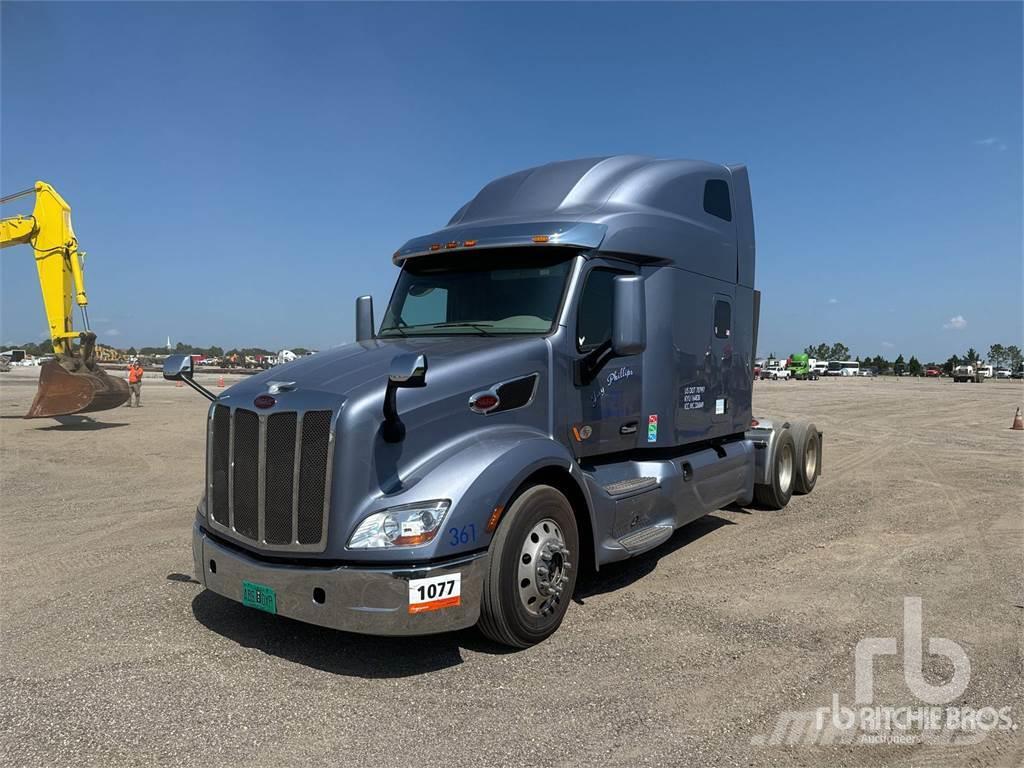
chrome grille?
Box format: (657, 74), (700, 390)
(264, 412), (298, 544)
(207, 405), (334, 551)
(209, 405), (231, 526)
(232, 410), (260, 539)
(297, 411), (332, 544)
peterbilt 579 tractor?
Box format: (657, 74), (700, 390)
(166, 156), (823, 647)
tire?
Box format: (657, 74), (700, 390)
(754, 428), (796, 510)
(478, 485), (579, 648)
(772, 373), (778, 381)
(789, 421), (821, 495)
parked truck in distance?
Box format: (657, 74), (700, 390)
(953, 362), (986, 383)
(788, 353), (818, 380)
(167, 156), (823, 647)
(759, 357), (792, 380)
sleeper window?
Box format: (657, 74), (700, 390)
(703, 180), (732, 222)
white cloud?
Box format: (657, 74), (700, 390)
(974, 137), (1007, 151)
(882, 341), (895, 349)
(105, 328), (121, 337)
(943, 315), (967, 330)
(827, 298), (839, 305)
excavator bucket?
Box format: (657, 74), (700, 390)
(25, 361), (130, 419)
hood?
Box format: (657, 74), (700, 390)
(224, 335), (548, 404)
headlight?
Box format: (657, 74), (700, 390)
(347, 500), (451, 549)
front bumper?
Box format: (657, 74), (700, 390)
(192, 524), (488, 636)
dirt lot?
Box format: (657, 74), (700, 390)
(1, 368), (1021, 767)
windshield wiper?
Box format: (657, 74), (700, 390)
(432, 322), (494, 336)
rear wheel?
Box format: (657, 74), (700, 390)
(790, 421), (820, 494)
(754, 428), (795, 509)
(478, 485), (579, 648)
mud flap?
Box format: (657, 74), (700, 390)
(25, 361), (130, 419)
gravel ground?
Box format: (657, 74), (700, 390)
(1, 368), (1021, 767)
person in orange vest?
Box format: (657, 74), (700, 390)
(127, 359), (144, 407)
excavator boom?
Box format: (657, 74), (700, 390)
(1, 182), (128, 418)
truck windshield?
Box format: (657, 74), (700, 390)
(379, 250), (574, 336)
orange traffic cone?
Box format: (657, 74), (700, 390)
(1012, 408), (1023, 431)
(217, 376), (225, 388)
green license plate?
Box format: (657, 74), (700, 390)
(241, 580), (277, 614)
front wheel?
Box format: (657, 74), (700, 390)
(478, 485), (579, 648)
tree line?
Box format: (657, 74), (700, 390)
(801, 341), (1023, 375)
(4, 340), (315, 359)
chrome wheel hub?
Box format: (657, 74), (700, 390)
(778, 442), (794, 492)
(517, 518), (572, 617)
(804, 438), (817, 480)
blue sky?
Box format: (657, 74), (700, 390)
(2, 2), (1021, 361)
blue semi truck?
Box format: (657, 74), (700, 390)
(166, 156), (822, 647)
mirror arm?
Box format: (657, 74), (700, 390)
(183, 375), (218, 402)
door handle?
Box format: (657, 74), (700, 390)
(619, 422), (638, 435)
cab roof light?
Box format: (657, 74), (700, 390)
(532, 235), (550, 243)
(445, 241), (458, 249)
(463, 239), (477, 247)
(429, 243), (441, 251)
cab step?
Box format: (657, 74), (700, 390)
(603, 477), (658, 497)
(618, 524), (673, 553)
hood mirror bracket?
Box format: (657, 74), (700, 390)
(382, 353), (427, 443)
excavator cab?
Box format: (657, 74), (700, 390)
(1, 182), (129, 418)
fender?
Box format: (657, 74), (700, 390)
(359, 424), (596, 562)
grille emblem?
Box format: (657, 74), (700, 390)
(254, 394), (276, 409)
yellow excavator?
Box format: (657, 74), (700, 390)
(1, 181), (129, 418)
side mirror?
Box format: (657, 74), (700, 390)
(382, 353), (428, 442)
(355, 295), (375, 342)
(163, 354), (194, 381)
(612, 275), (646, 356)
(162, 354), (216, 402)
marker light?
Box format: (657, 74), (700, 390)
(430, 243), (441, 251)
(446, 241), (458, 249)
(463, 239), (477, 247)
(347, 500), (451, 549)
(485, 505), (504, 533)
(532, 235), (550, 243)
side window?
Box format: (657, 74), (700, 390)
(576, 269), (620, 353)
(714, 300), (731, 339)
(703, 180), (732, 222)
(400, 284), (448, 326)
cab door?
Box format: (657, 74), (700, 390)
(569, 263), (643, 458)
